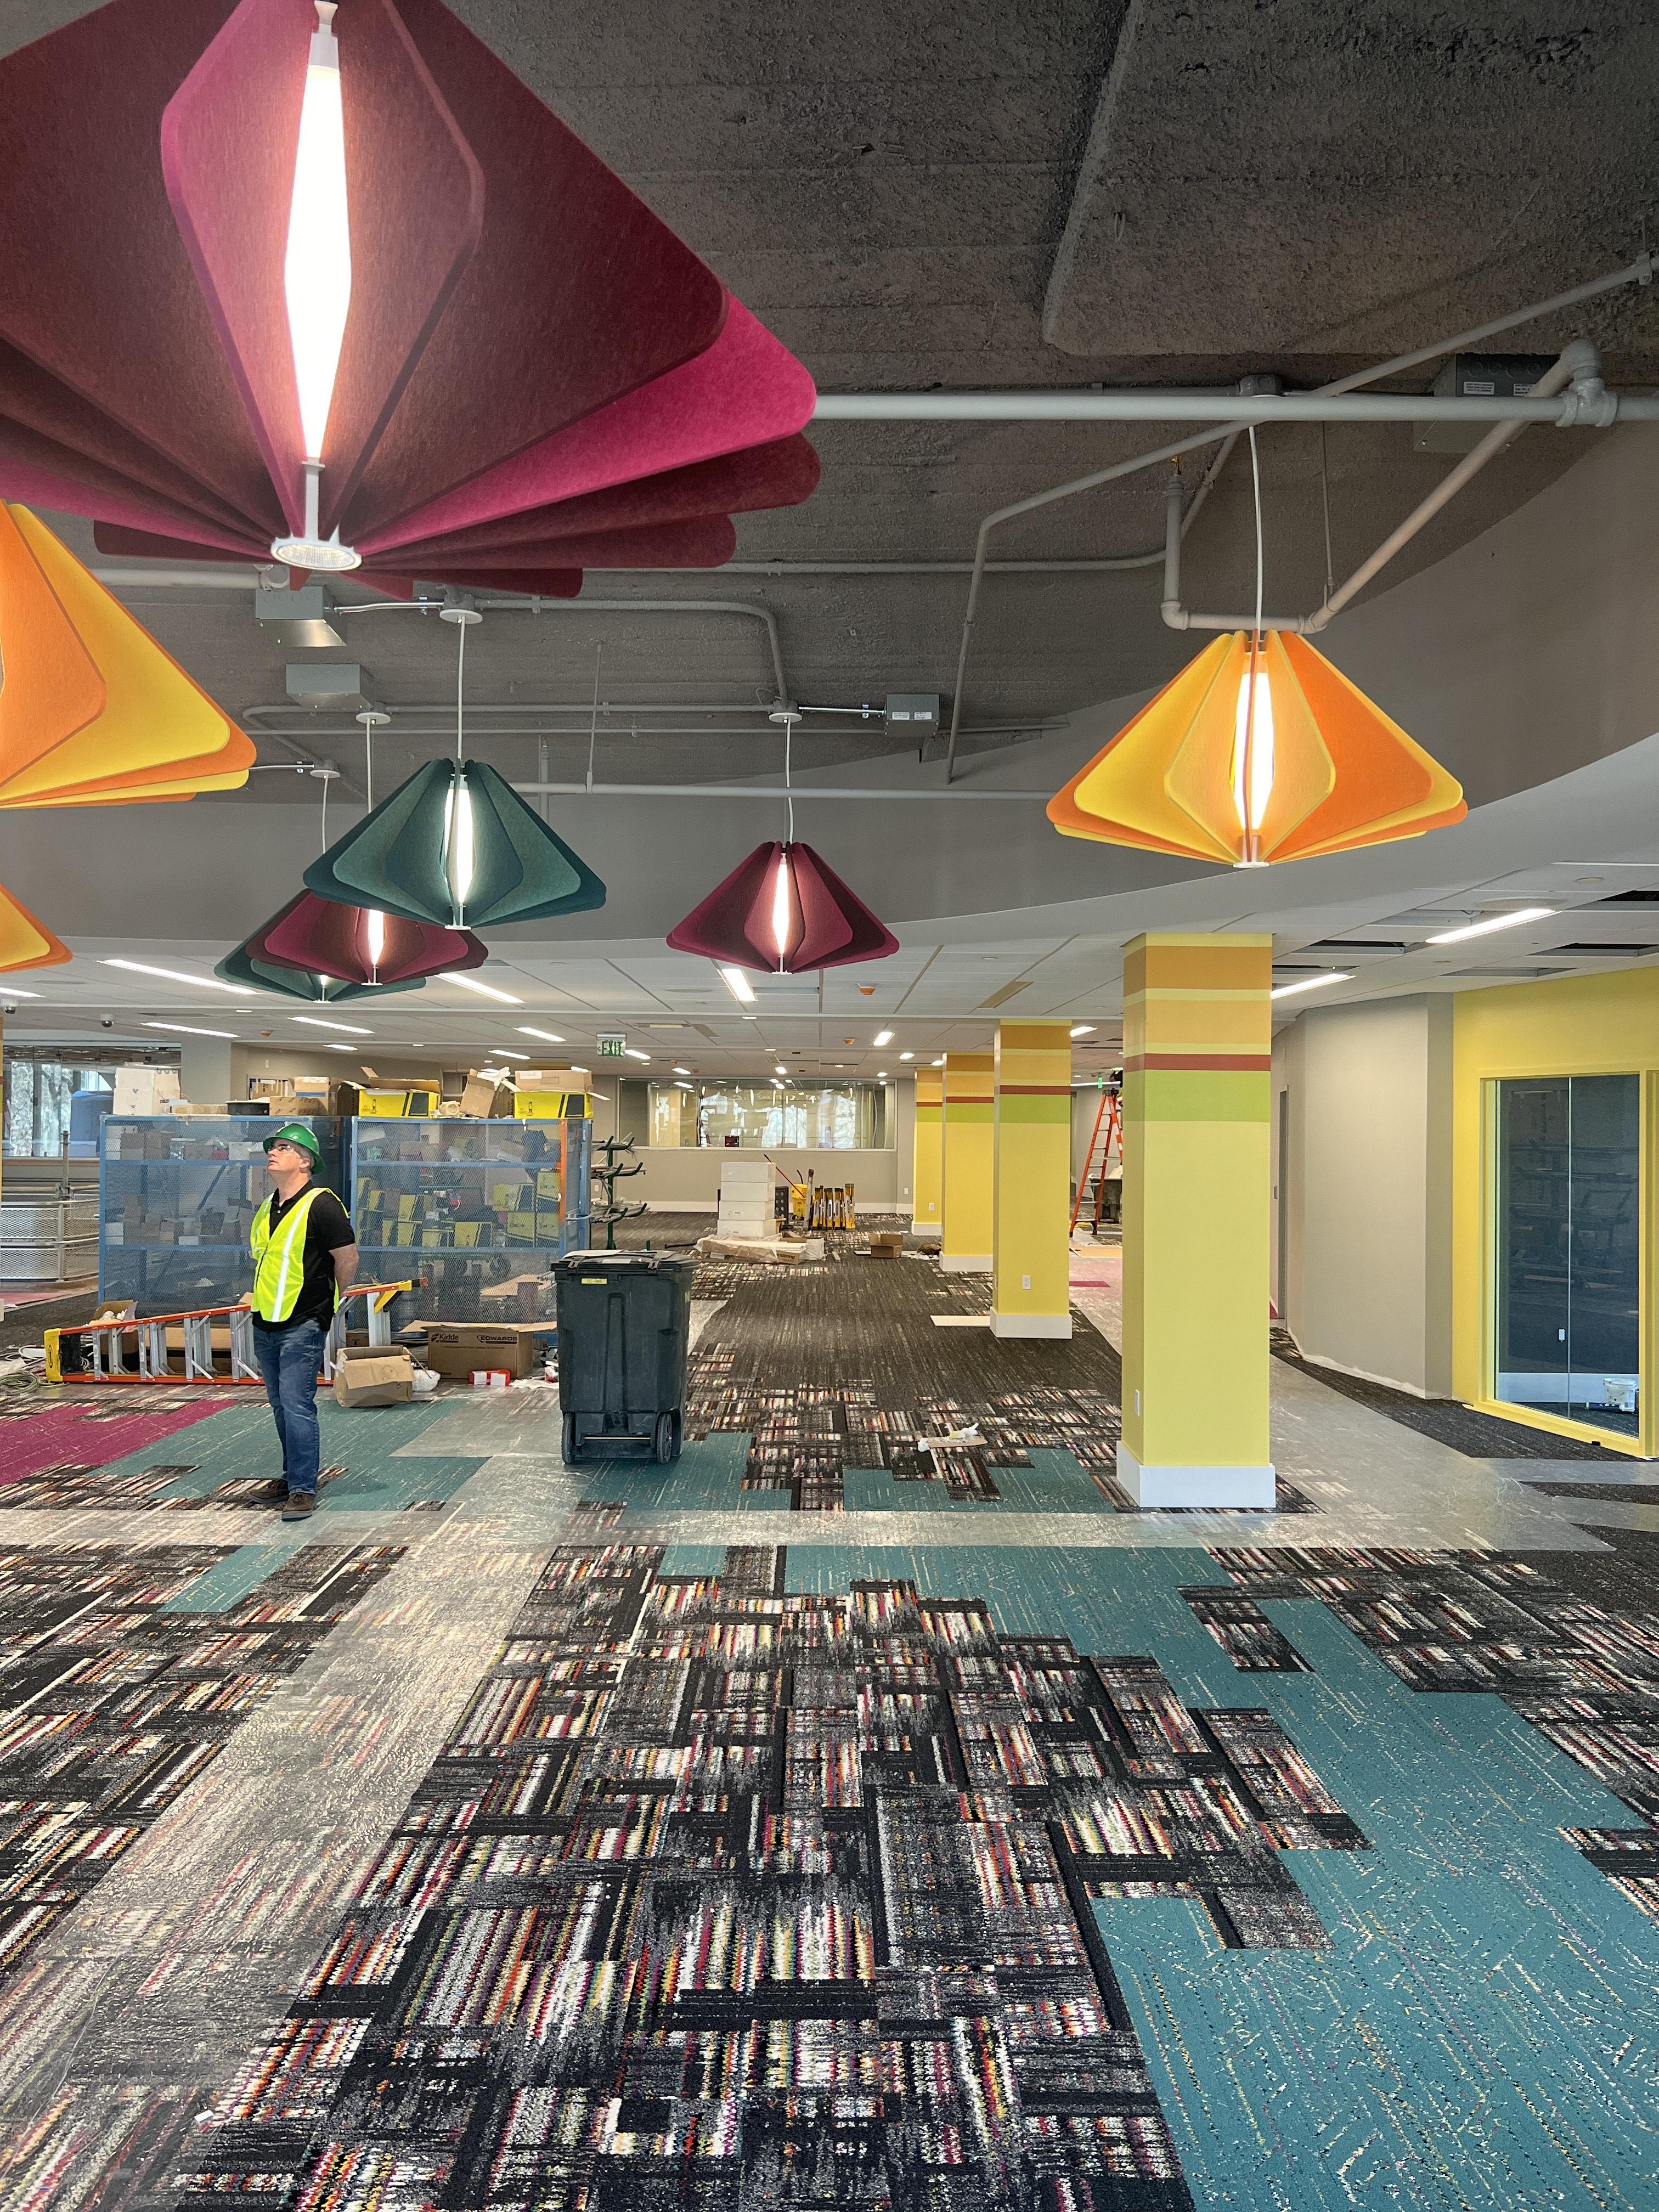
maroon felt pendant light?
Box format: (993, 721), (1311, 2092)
(667, 713), (899, 975)
(0, 0), (820, 597)
(251, 888), (487, 986)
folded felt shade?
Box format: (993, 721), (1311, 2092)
(1047, 631), (1466, 865)
(668, 841), (899, 974)
(215, 935), (427, 1004)
(303, 759), (606, 930)
(252, 890), (487, 986)
(0, 0), (819, 600)
(0, 504), (252, 809)
(0, 884), (71, 975)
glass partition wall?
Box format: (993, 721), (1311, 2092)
(1494, 1074), (1641, 1439)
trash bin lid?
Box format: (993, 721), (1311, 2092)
(554, 1250), (693, 1277)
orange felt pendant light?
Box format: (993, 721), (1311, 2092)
(1047, 629), (1465, 867)
(0, 501), (252, 969)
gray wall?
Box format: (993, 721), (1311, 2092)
(1274, 995), (1453, 1397)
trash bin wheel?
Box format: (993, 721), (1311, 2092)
(653, 1410), (676, 1465)
(562, 1411), (579, 1465)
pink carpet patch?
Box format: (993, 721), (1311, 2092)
(0, 1395), (232, 1487)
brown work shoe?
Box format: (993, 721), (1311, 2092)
(255, 1479), (289, 1504)
(280, 1491), (317, 1521)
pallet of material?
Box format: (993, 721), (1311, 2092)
(696, 1234), (825, 1263)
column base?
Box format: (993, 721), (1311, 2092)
(939, 1253), (992, 1273)
(1116, 1441), (1276, 1510)
(909, 1223), (942, 1241)
(990, 1310), (1072, 1339)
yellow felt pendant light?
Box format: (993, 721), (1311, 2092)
(0, 504), (254, 808)
(0, 883), (70, 972)
(0, 502), (253, 968)
(1048, 629), (1465, 867)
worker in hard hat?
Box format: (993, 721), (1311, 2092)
(250, 1122), (358, 1520)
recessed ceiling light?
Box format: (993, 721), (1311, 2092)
(1426, 907), (1555, 945)
(623, 1047), (650, 1061)
(877, 1070), (888, 1078)
(775, 1064), (787, 1075)
(932, 1056), (945, 1065)
(439, 971), (522, 1003)
(720, 964), (757, 1005)
(103, 958), (243, 993)
(517, 1025), (565, 1043)
(1070, 1024), (1094, 1037)
(873, 1029), (893, 1047)
(292, 1014), (374, 1034)
(143, 1020), (237, 1039)
(1, 987), (40, 998)
(1269, 972), (1352, 1000)
(673, 1065), (692, 1075)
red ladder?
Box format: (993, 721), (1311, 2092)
(1070, 1091), (1122, 1233)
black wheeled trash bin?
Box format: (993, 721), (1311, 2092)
(553, 1252), (695, 1465)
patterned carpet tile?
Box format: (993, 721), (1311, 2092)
(0, 1538), (405, 1988)
(177, 1541), (1372, 2211)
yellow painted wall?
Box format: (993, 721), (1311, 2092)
(992, 1020), (1072, 1332)
(941, 1051), (995, 1271)
(1453, 964), (1659, 1453)
(912, 1068), (943, 1233)
(1121, 934), (1271, 1470)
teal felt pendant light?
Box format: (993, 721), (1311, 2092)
(302, 757), (606, 929)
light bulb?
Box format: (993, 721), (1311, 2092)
(771, 850), (792, 964)
(364, 908), (385, 971)
(443, 776), (476, 916)
(285, 3), (350, 465)
(1231, 657), (1276, 845)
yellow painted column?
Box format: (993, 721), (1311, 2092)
(1119, 933), (1273, 1507)
(991, 1019), (1073, 1339)
(911, 1068), (943, 1237)
(940, 1051), (994, 1273)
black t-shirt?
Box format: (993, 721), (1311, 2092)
(252, 1181), (356, 1333)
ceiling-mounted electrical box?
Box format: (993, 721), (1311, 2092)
(1414, 354), (1555, 455)
(285, 662), (368, 709)
(885, 692), (941, 752)
(257, 583), (345, 649)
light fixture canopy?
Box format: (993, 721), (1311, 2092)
(1048, 630), (1465, 866)
(669, 839), (898, 973)
(303, 758), (605, 929)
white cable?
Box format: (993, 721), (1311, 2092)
(455, 617), (466, 763)
(785, 715), (795, 843)
(1248, 425), (1264, 639)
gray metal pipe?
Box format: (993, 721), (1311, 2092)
(813, 388), (1642, 424)
(509, 782), (1050, 802)
(471, 596), (788, 706)
(942, 256), (1658, 778)
(1161, 343), (1589, 634)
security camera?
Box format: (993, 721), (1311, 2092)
(100, 1015), (115, 1028)
(1, 1002), (15, 1015)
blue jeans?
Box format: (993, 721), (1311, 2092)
(254, 1319), (326, 1494)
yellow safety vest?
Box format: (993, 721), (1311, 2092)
(249, 1184), (339, 1324)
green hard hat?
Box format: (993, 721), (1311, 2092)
(263, 1120), (321, 1161)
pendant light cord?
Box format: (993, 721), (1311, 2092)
(1319, 421), (1335, 608)
(320, 768), (329, 848)
(455, 614), (467, 764)
(785, 714), (795, 844)
(1243, 425), (1266, 864)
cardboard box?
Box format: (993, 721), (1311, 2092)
(333, 1346), (414, 1408)
(867, 1232), (904, 1259)
(424, 1322), (554, 1380)
(460, 1073), (512, 1119)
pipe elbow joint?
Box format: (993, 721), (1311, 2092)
(1159, 600), (1188, 630)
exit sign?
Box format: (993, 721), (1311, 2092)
(596, 1033), (625, 1058)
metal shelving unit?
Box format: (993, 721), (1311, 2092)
(348, 1116), (592, 1322)
(99, 1116), (343, 1315)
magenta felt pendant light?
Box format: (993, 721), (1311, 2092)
(667, 840), (899, 974)
(0, 0), (818, 600)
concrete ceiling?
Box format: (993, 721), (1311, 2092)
(4, 1), (1659, 1080)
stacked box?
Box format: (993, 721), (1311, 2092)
(717, 1154), (774, 1238)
